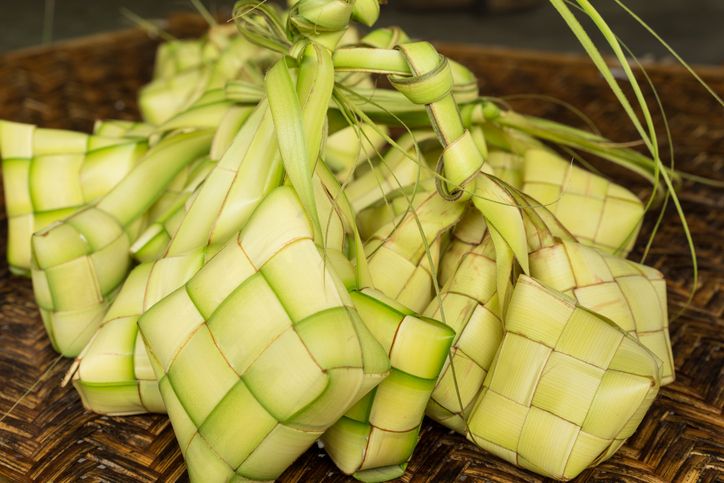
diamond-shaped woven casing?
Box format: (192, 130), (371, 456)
(72, 104), (293, 415)
(323, 289), (454, 482)
(31, 206), (132, 357)
(519, 149), (644, 256)
(424, 233), (504, 434)
(74, 169), (350, 417)
(530, 239), (673, 384)
(139, 187), (390, 482)
(71, 259), (193, 415)
(364, 192), (464, 312)
(73, 172), (350, 416)
(30, 130), (213, 356)
(466, 276), (661, 481)
(487, 148), (644, 256)
(0, 120), (148, 274)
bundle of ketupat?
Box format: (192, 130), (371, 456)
(1, 0), (693, 481)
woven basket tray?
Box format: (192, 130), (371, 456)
(0, 13), (722, 483)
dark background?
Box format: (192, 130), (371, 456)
(0, 0), (722, 64)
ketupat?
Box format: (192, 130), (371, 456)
(486, 145), (645, 256)
(0, 121), (148, 274)
(69, 24), (364, 416)
(323, 289), (454, 482)
(130, 105), (254, 262)
(132, 4), (396, 478)
(70, 125), (370, 416)
(139, 187), (390, 481)
(428, 224), (672, 448)
(526, 221), (673, 384)
(364, 192), (465, 312)
(70, 100), (283, 413)
(429, 193), (672, 435)
(517, 189), (673, 383)
(466, 276), (661, 480)
(30, 129), (213, 356)
(424, 228), (504, 433)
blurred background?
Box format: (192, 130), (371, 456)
(0, 0), (722, 64)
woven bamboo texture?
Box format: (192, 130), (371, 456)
(0, 13), (721, 483)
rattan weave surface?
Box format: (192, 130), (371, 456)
(0, 13), (721, 483)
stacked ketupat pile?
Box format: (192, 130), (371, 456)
(0, 0), (682, 481)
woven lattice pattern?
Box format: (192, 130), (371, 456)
(521, 149), (644, 256)
(139, 187), (389, 481)
(72, 262), (172, 415)
(0, 15), (721, 482)
(424, 232), (504, 433)
(438, 206), (486, 286)
(467, 275), (661, 480)
(485, 143), (645, 258)
(364, 192), (464, 312)
(130, 155), (217, 262)
(486, 150), (526, 187)
(323, 289), (454, 481)
(29, 130), (212, 357)
(72, 103), (292, 417)
(0, 121), (147, 274)
(530, 238), (673, 384)
(30, 206), (131, 357)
